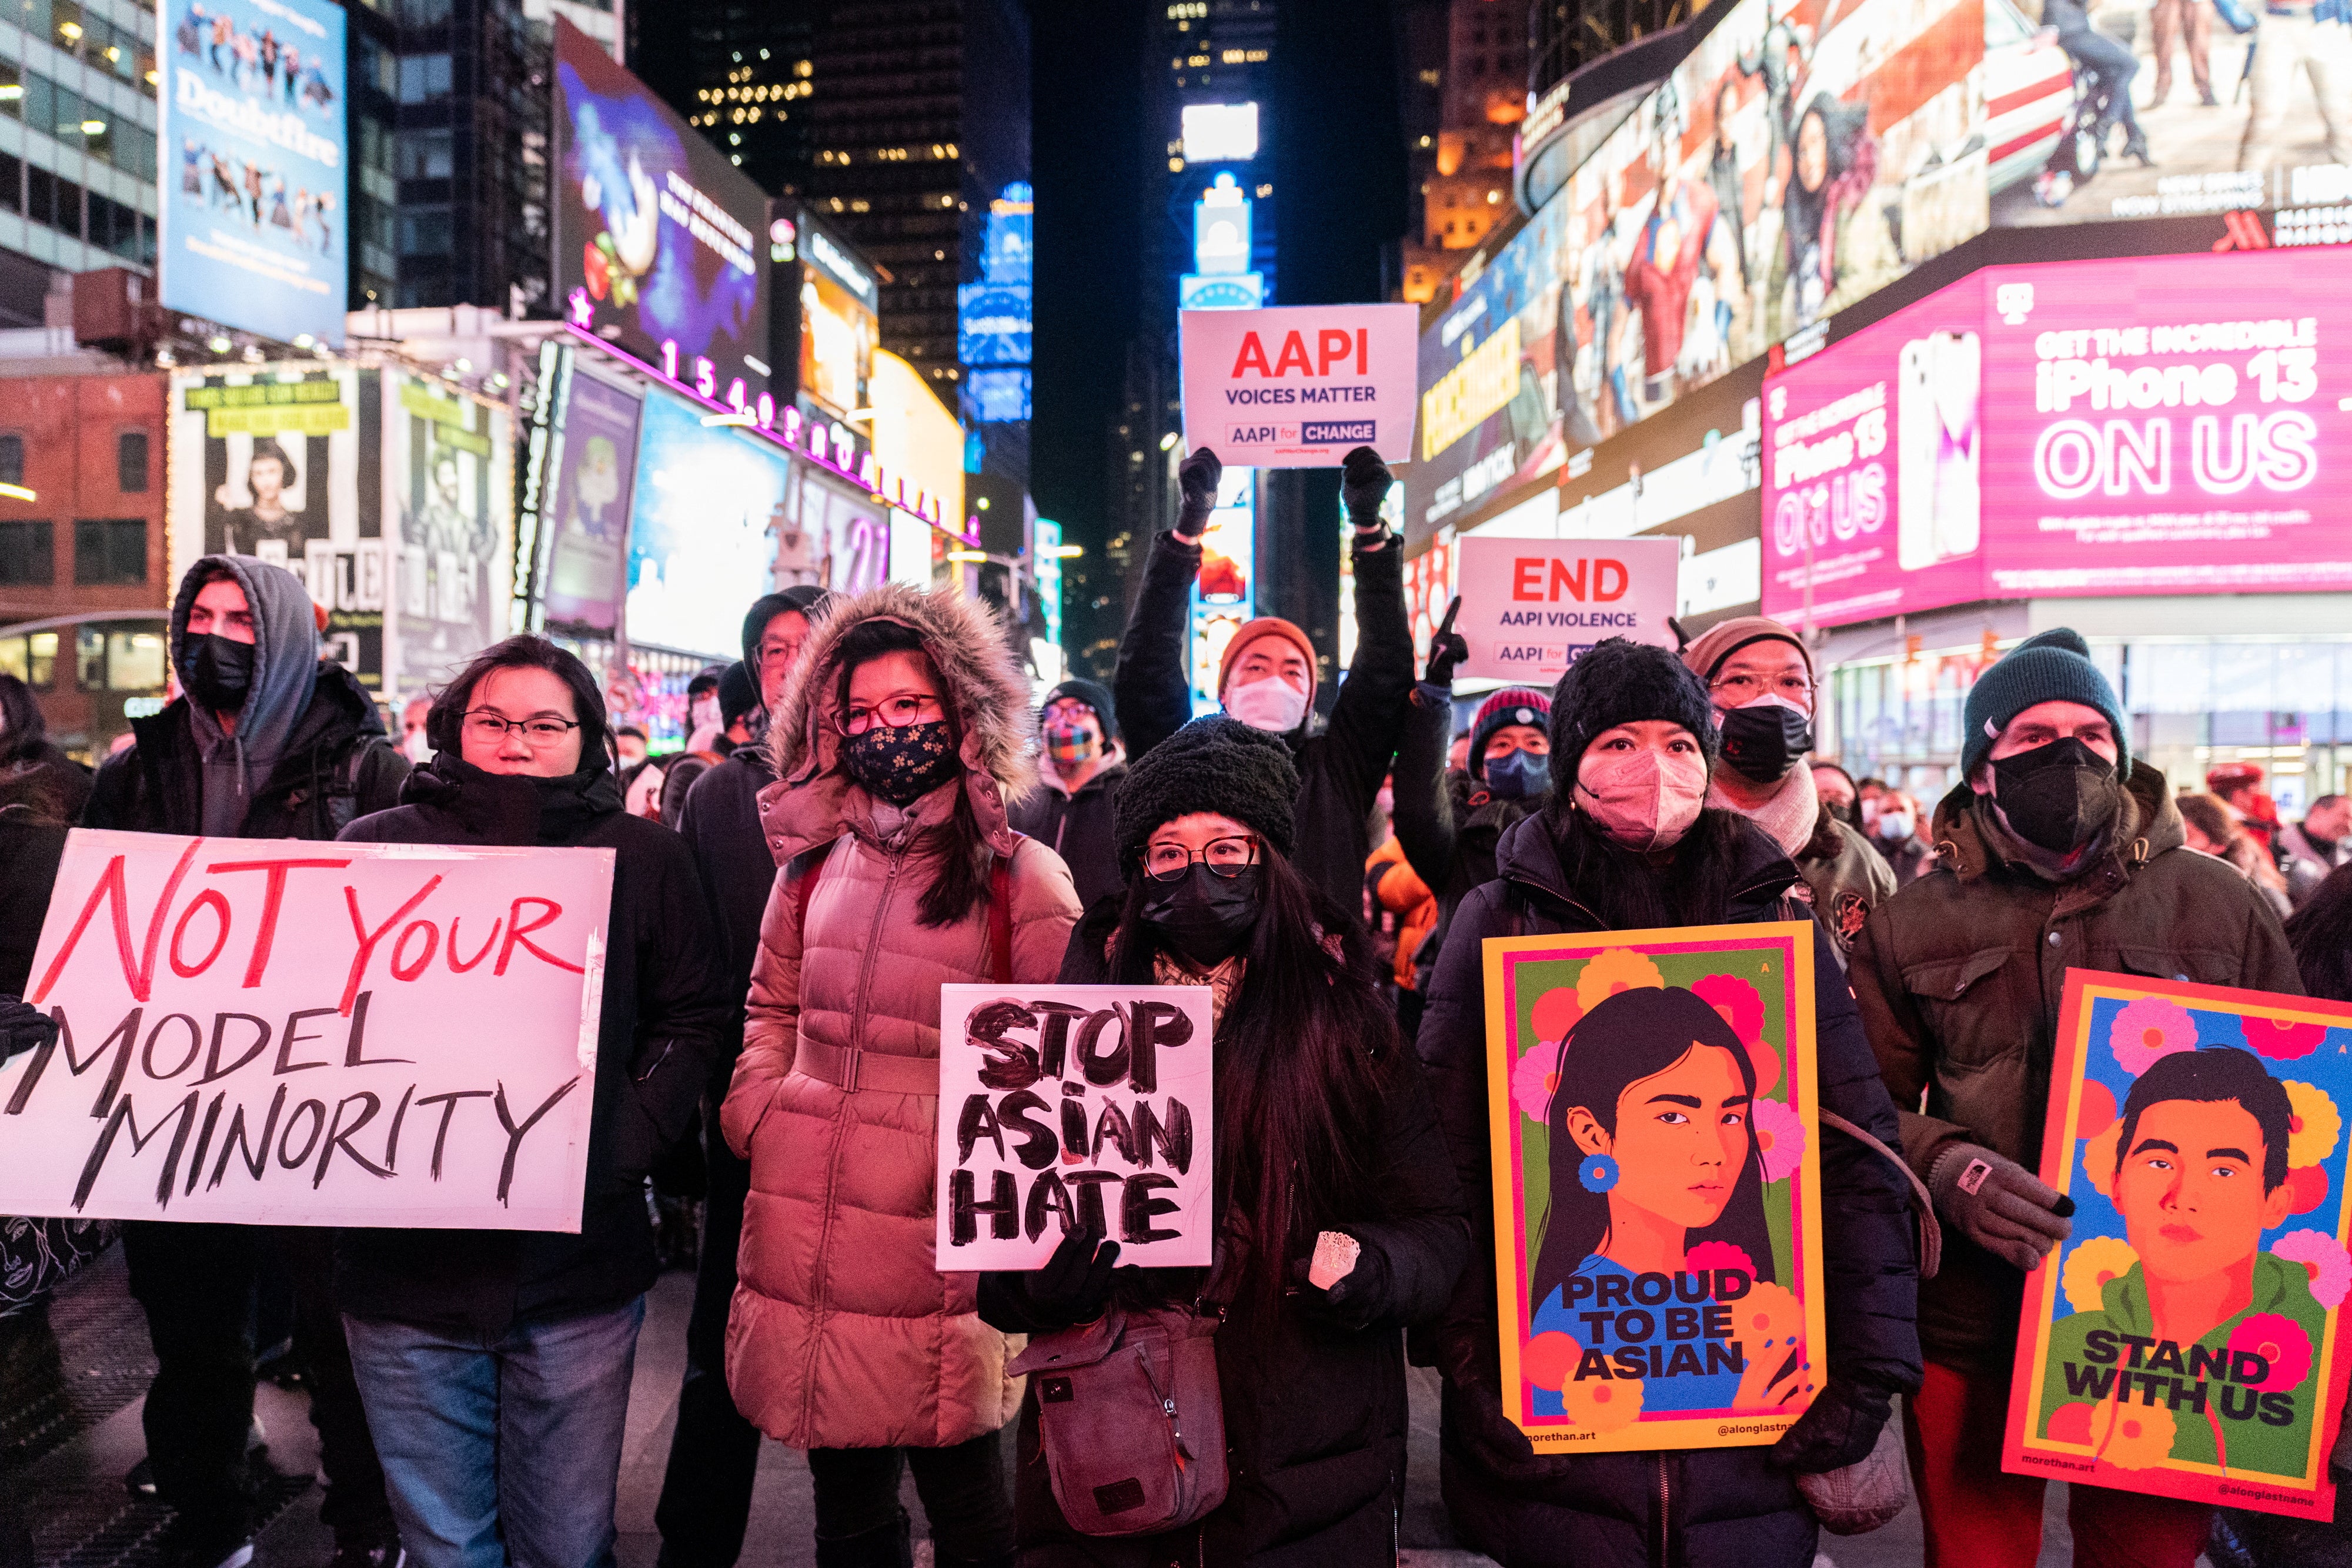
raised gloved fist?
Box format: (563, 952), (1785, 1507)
(1340, 446), (1392, 524)
(1425, 596), (1466, 685)
(1177, 448), (1223, 535)
(1929, 1142), (2074, 1274)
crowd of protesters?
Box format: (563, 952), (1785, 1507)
(0, 444), (2347, 1568)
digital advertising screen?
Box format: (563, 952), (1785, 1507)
(554, 18), (773, 412)
(798, 210), (878, 420)
(1405, 0), (1988, 549)
(391, 373), (513, 697)
(624, 389), (784, 658)
(158, 0), (348, 347)
(542, 367), (643, 633)
(1761, 246), (2352, 627)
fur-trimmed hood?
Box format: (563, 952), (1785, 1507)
(758, 582), (1039, 864)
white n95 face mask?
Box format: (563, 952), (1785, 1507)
(1225, 676), (1309, 736)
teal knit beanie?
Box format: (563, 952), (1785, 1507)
(1960, 628), (2129, 779)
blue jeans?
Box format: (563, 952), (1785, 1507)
(343, 1297), (646, 1568)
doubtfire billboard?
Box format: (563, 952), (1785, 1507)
(1761, 246), (2352, 627)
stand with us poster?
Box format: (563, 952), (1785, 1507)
(2004, 972), (2352, 1521)
(1483, 922), (1826, 1452)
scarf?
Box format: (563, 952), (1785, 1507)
(1710, 758), (1820, 858)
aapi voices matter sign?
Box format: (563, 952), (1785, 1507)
(0, 830), (613, 1231)
(1483, 922), (1827, 1452)
(936, 984), (1215, 1271)
(1454, 534), (1681, 684)
(2004, 971), (2352, 1521)
(1180, 303), (1419, 467)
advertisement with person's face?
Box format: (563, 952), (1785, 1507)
(626, 389), (784, 658)
(541, 367), (643, 632)
(393, 373), (512, 697)
(171, 366), (385, 684)
(2007, 974), (2352, 1520)
(553, 17), (772, 409)
(1406, 0), (1987, 549)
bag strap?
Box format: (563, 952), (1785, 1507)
(1819, 1108), (1943, 1282)
(793, 837), (840, 933)
(988, 832), (1025, 985)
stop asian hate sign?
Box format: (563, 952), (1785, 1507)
(1180, 303), (1420, 468)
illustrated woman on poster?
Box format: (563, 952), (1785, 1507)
(215, 439), (308, 558)
(1530, 982), (1803, 1413)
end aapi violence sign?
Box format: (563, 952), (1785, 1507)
(1180, 303), (1419, 468)
(0, 830), (613, 1231)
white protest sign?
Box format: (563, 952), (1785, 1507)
(0, 829), (613, 1231)
(936, 984), (1215, 1271)
(1454, 534), (1681, 684)
(1180, 303), (1419, 467)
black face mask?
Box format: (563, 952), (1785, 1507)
(1989, 737), (2123, 854)
(1484, 748), (1551, 801)
(181, 633), (255, 714)
(1140, 864), (1262, 967)
(842, 719), (958, 805)
(1718, 701), (1813, 783)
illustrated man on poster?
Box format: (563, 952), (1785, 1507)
(2039, 1047), (2325, 1477)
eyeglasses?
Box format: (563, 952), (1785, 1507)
(1709, 673), (1814, 703)
(836, 693), (946, 737)
(1142, 835), (1261, 882)
(462, 710), (582, 744)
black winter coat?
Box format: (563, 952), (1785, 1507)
(5, 740), (92, 826)
(1115, 529), (1415, 918)
(0, 809), (66, 997)
(1389, 680), (1541, 995)
(677, 745), (780, 1095)
(1007, 763), (1127, 912)
(333, 758), (728, 1335)
(1417, 810), (1921, 1568)
(83, 663), (408, 840)
(979, 913), (1471, 1567)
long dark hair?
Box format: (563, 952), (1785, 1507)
(833, 618), (986, 928)
(1532, 985), (1774, 1314)
(2287, 861), (2352, 1003)
(425, 635), (613, 770)
(1104, 841), (1394, 1315)
(0, 673), (44, 763)
(1542, 792), (1766, 929)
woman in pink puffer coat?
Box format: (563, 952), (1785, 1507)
(723, 583), (1080, 1568)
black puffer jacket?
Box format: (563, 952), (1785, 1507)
(1115, 529), (1414, 919)
(980, 911), (1471, 1567)
(334, 757), (727, 1335)
(1418, 808), (1921, 1568)
(84, 662), (408, 840)
(1007, 762), (1127, 912)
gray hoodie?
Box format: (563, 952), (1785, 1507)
(172, 554), (322, 837)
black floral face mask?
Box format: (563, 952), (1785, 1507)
(843, 718), (958, 805)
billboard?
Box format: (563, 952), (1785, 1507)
(169, 367), (384, 687)
(554, 17), (773, 412)
(625, 389), (784, 658)
(541, 366), (643, 633)
(1762, 245), (2352, 627)
(798, 210), (878, 421)
(159, 0), (348, 347)
(390, 373), (514, 697)
(1407, 0), (1988, 549)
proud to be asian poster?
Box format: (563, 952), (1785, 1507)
(1482, 921), (1826, 1453)
(2004, 972), (2351, 1522)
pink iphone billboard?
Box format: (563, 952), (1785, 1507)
(1763, 249), (2352, 628)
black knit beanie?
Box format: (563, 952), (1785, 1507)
(1115, 716), (1298, 867)
(718, 661), (759, 728)
(1043, 677), (1121, 744)
(1548, 638), (1719, 763)
(1960, 627), (2129, 778)
(741, 586), (833, 668)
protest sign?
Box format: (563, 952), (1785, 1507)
(2004, 972), (2351, 1521)
(936, 983), (1215, 1271)
(1454, 534), (1680, 684)
(1180, 303), (1419, 468)
(0, 829), (613, 1232)
(1483, 922), (1825, 1452)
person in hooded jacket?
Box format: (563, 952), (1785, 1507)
(1849, 628), (2301, 1568)
(1418, 638), (1921, 1568)
(1681, 616), (1893, 958)
(1008, 677), (1126, 912)
(1867, 789), (1936, 884)
(0, 671), (91, 822)
(1114, 446), (1413, 918)
(83, 554), (409, 1568)
(652, 584), (830, 1568)
(335, 634), (726, 1568)
(723, 584), (1082, 1568)
(981, 717), (1469, 1565)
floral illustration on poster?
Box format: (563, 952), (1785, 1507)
(2005, 972), (2351, 1521)
(1481, 921), (1826, 1452)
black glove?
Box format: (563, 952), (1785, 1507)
(1770, 1378), (1893, 1474)
(981, 1226), (1121, 1333)
(1289, 1230), (1392, 1332)
(1, 997), (56, 1064)
(1340, 446), (1393, 530)
(1177, 448), (1222, 538)
(1425, 596), (1466, 686)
